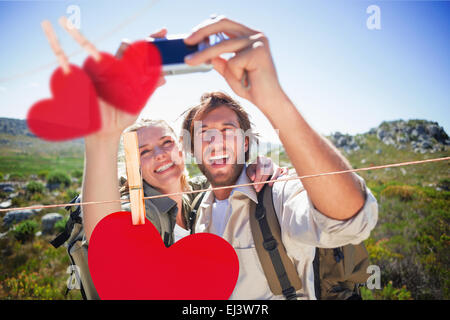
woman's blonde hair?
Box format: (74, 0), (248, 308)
(120, 119), (191, 195)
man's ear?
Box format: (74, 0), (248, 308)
(244, 136), (249, 153)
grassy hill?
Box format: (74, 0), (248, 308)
(274, 122), (449, 300)
(0, 118), (448, 300)
(0, 118), (85, 180)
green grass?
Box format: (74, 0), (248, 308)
(0, 133), (84, 179)
(270, 133), (449, 299)
(0, 129), (448, 300)
(0, 155), (84, 179)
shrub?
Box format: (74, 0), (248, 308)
(3, 270), (63, 300)
(54, 217), (68, 234)
(11, 196), (27, 208)
(71, 169), (83, 179)
(365, 238), (403, 265)
(0, 172), (3, 180)
(12, 220), (39, 243)
(47, 171), (71, 188)
(37, 170), (49, 180)
(64, 189), (79, 202)
(9, 172), (25, 181)
(30, 193), (43, 202)
(361, 282), (412, 300)
(26, 181), (45, 194)
(437, 178), (450, 191)
(381, 185), (418, 201)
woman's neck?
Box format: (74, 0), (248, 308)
(158, 182), (186, 229)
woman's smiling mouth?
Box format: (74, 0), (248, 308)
(154, 161), (175, 173)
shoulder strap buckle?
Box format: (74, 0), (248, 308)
(263, 238), (278, 252)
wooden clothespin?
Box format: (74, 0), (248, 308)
(41, 20), (71, 74)
(123, 132), (146, 225)
(58, 16), (102, 62)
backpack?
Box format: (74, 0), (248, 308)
(50, 196), (100, 300)
(189, 184), (370, 300)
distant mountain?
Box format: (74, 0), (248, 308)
(0, 117), (84, 157)
(0, 117), (34, 136)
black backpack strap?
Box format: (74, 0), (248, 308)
(189, 191), (206, 235)
(312, 247), (321, 299)
(250, 184), (302, 300)
(50, 195), (82, 248)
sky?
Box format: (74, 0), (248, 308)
(0, 0), (449, 143)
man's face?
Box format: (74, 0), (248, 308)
(193, 106), (249, 187)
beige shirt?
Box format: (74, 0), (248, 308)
(194, 166), (378, 300)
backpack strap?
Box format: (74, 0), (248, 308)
(50, 195), (82, 248)
(189, 191), (206, 235)
(249, 184), (302, 300)
(312, 247), (321, 299)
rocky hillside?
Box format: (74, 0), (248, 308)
(0, 117), (34, 136)
(328, 119), (448, 155)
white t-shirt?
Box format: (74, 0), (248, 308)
(209, 198), (230, 237)
(173, 223), (190, 243)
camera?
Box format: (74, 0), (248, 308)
(147, 35), (213, 75)
(118, 33), (226, 76)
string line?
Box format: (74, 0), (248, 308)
(0, 156), (448, 213)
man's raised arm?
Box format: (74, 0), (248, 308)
(184, 17), (365, 220)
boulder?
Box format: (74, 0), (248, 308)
(0, 183), (13, 190)
(8, 192), (19, 199)
(382, 137), (396, 146)
(41, 213), (64, 234)
(3, 209), (37, 227)
(0, 200), (12, 209)
(416, 125), (426, 136)
(420, 140), (433, 149)
(397, 135), (409, 144)
(2, 186), (14, 193)
(47, 182), (61, 191)
(337, 136), (347, 147)
(377, 129), (387, 140)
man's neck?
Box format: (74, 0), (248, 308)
(211, 171), (243, 200)
(212, 187), (233, 201)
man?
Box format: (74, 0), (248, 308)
(181, 17), (378, 299)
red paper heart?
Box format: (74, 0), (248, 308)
(83, 41), (161, 114)
(27, 65), (101, 141)
(88, 211), (239, 300)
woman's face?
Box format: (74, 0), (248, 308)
(137, 125), (184, 192)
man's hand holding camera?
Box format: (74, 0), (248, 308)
(184, 16), (286, 113)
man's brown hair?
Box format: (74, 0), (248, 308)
(181, 91), (257, 162)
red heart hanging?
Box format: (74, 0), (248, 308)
(27, 65), (101, 141)
(83, 41), (161, 114)
(88, 211), (239, 300)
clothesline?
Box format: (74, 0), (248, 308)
(0, 156), (448, 213)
